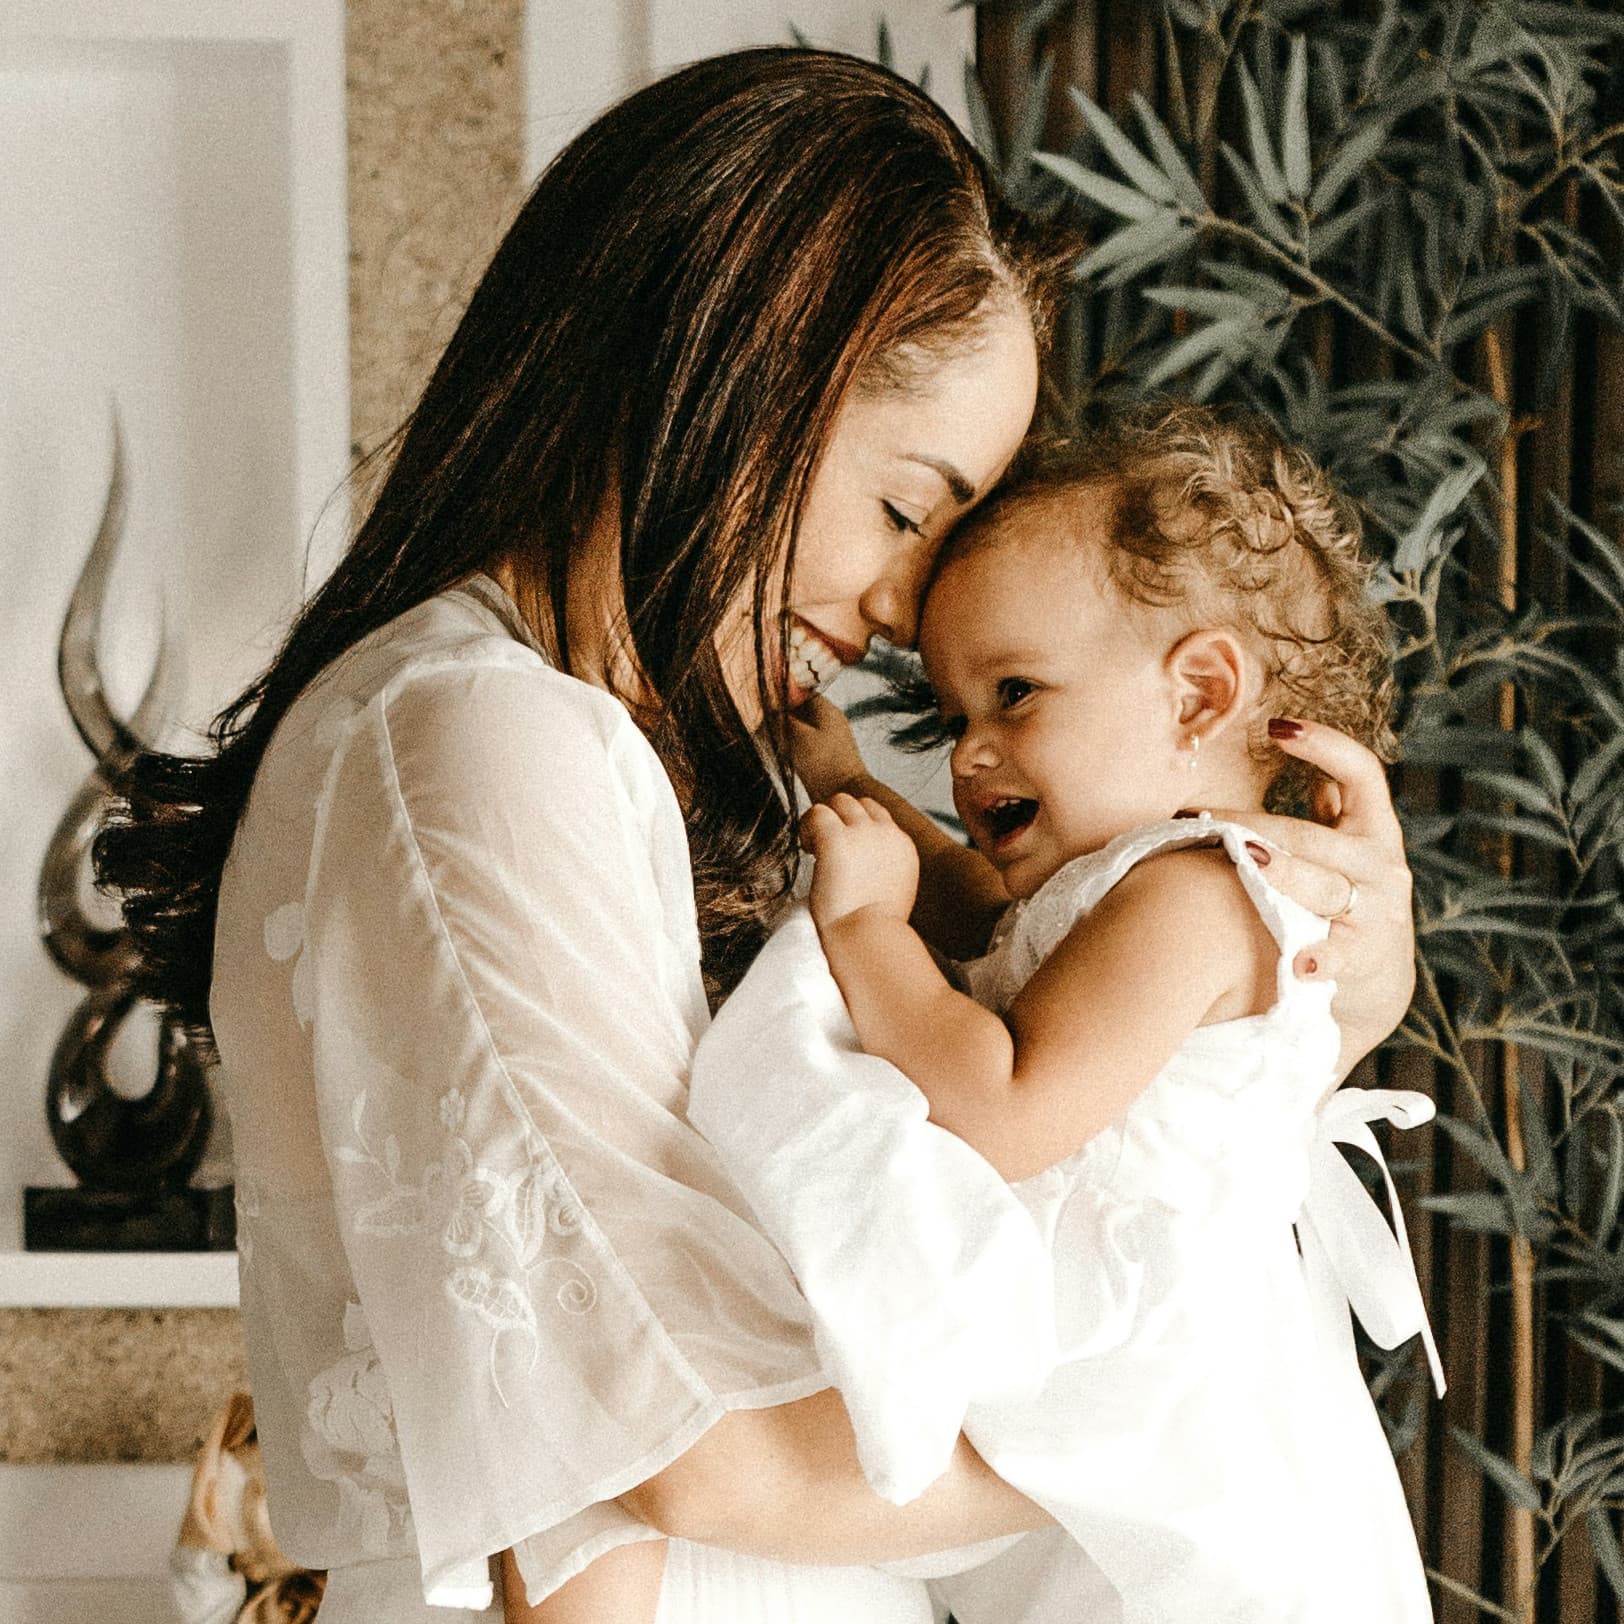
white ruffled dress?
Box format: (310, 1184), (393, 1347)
(690, 817), (1444, 1624)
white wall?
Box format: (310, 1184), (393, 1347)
(525, 0), (974, 178)
(0, 9), (349, 1256)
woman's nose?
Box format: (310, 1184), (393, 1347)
(860, 540), (936, 648)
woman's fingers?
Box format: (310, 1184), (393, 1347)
(1238, 842), (1362, 920)
(1266, 718), (1403, 847)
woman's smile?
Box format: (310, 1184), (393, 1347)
(786, 615), (866, 706)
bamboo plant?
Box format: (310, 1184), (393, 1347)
(854, 2), (1624, 1615)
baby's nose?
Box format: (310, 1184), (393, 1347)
(950, 725), (996, 777)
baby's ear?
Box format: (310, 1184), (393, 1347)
(1164, 628), (1257, 736)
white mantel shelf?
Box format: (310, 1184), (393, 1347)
(0, 1250), (238, 1310)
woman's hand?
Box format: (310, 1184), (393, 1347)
(1188, 718), (1415, 1076)
(789, 695), (869, 802)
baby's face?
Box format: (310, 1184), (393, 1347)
(919, 499), (1185, 898)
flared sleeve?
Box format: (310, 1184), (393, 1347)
(299, 656), (828, 1605)
(688, 906), (1058, 1507)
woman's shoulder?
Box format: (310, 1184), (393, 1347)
(275, 581), (665, 816)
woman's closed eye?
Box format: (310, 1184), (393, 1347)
(882, 501), (925, 537)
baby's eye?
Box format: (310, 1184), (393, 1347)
(882, 501), (924, 537)
(997, 678), (1036, 709)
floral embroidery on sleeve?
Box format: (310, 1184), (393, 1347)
(334, 1086), (597, 1405)
(301, 1299), (410, 1552)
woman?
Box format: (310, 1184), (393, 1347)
(97, 48), (1416, 1624)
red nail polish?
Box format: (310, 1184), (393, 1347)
(1268, 718), (1304, 740)
(1245, 841), (1271, 867)
(1173, 809), (1199, 819)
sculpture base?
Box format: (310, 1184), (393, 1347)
(23, 1184), (236, 1252)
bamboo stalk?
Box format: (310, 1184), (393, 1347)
(1482, 325), (1538, 1624)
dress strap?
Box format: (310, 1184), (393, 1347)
(1298, 1087), (1447, 1397)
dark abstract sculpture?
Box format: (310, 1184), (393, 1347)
(24, 417), (232, 1251)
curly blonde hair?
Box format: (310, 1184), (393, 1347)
(948, 402), (1398, 810)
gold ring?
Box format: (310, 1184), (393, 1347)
(1330, 878), (1358, 920)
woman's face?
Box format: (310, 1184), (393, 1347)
(720, 301), (1039, 725)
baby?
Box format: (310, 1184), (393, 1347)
(691, 402), (1444, 1624)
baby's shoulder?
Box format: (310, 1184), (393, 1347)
(1068, 840), (1280, 1020)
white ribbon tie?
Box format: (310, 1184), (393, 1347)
(1298, 1087), (1447, 1398)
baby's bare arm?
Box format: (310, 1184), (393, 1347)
(790, 697), (1006, 958)
(813, 823), (1274, 1182)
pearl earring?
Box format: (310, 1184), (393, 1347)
(1185, 732), (1201, 773)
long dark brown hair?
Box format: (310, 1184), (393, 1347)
(95, 47), (1070, 1033)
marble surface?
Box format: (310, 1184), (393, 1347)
(0, 1310), (247, 1463)
(1, 0), (525, 1466)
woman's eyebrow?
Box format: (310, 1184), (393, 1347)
(902, 453), (975, 504)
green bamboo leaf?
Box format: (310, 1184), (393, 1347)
(1157, 13), (1192, 143)
(1393, 458), (1486, 573)
(1311, 194), (1384, 258)
(961, 64), (1001, 168)
(1219, 144), (1297, 247)
(1006, 55), (1053, 186)
(1463, 770), (1561, 817)
(1570, 729), (1624, 806)
(1191, 352), (1235, 402)
(1589, 1509), (1624, 1602)
(1235, 59), (1290, 205)
(1143, 286), (1263, 321)
(1520, 728), (1569, 798)
(1131, 92), (1205, 212)
(1569, 1315), (1624, 1373)
(1432, 1113), (1523, 1189)
(1205, 262), (1295, 302)
(1454, 811), (1571, 850)
(1067, 88), (1178, 205)
(1597, 1111), (1624, 1247)
(1033, 152), (1163, 220)
(1422, 1190), (1515, 1235)
(1501, 1024), (1624, 1067)
(1075, 211), (1190, 280)
(1399, 724), (1519, 768)
(1453, 1427), (1543, 1511)
(1282, 35), (1311, 199)
(1512, 1072), (1559, 1201)
(1144, 319), (1252, 389)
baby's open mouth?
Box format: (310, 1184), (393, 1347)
(983, 796), (1038, 844)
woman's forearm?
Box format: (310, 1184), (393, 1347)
(500, 1540), (667, 1623)
(618, 1388), (1050, 1562)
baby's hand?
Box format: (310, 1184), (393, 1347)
(803, 793), (919, 929)
(789, 695), (868, 803)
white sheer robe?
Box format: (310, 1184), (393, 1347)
(213, 577), (981, 1620)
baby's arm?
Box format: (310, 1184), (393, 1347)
(791, 696), (1008, 960)
(806, 798), (1276, 1183)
